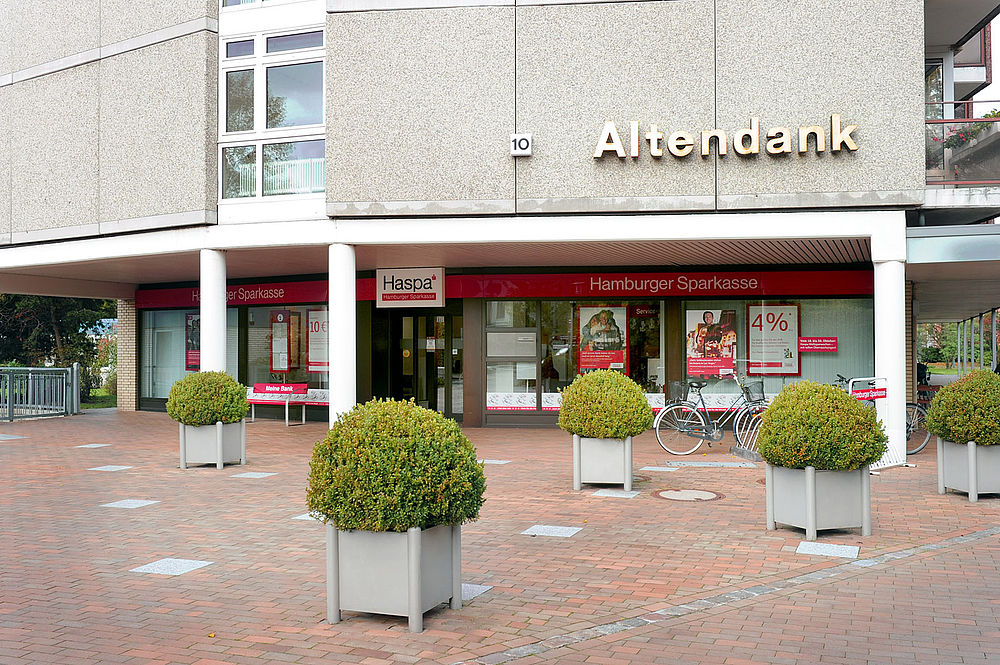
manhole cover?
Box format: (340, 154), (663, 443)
(655, 489), (724, 502)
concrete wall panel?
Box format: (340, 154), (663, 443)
(0, 86), (9, 242)
(100, 0), (217, 46)
(99, 33), (217, 223)
(9, 0), (101, 72)
(326, 7), (515, 215)
(9, 64), (100, 235)
(515, 1), (716, 212)
(715, 0), (925, 208)
(0, 2), (11, 76)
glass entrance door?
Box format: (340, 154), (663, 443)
(396, 313), (463, 420)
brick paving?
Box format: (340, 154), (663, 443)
(1, 409), (998, 665)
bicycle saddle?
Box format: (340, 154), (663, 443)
(687, 380), (708, 389)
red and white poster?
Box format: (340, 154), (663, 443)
(184, 313), (200, 371)
(307, 310), (328, 373)
(685, 309), (737, 377)
(577, 306), (627, 372)
(270, 310), (290, 373)
(747, 304), (800, 375)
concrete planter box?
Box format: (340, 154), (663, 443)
(572, 434), (633, 491)
(179, 420), (246, 469)
(937, 438), (1000, 502)
(326, 524), (462, 633)
(765, 463), (871, 541)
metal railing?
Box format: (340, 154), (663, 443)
(0, 364), (81, 421)
(926, 101), (1000, 186)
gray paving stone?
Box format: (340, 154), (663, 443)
(101, 499), (159, 509)
(521, 525), (582, 538)
(796, 541), (860, 558)
(130, 558), (212, 576)
(88, 465), (132, 472)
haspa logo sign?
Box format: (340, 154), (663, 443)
(375, 267), (445, 308)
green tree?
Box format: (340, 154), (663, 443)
(0, 296), (116, 397)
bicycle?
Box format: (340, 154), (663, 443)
(833, 374), (931, 455)
(653, 370), (767, 455)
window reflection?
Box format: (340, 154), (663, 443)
(263, 140), (325, 195)
(222, 145), (256, 198)
(266, 62), (323, 128)
(226, 70), (254, 132)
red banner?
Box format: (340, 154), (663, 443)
(852, 387), (887, 400)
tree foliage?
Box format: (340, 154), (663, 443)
(0, 295), (115, 368)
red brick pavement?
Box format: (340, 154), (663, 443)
(1, 410), (998, 664)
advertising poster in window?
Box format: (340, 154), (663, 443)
(270, 310), (290, 373)
(577, 306), (627, 372)
(685, 309), (737, 377)
(184, 313), (200, 371)
(307, 309), (328, 372)
(747, 304), (800, 375)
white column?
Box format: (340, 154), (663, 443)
(329, 243), (357, 425)
(874, 259), (906, 462)
(199, 249), (227, 372)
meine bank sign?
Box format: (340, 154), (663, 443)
(376, 267), (445, 308)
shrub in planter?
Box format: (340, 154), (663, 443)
(925, 369), (1000, 501)
(558, 369), (653, 439)
(558, 370), (653, 491)
(758, 381), (887, 540)
(166, 371), (249, 426)
(925, 369), (1000, 447)
(166, 372), (249, 469)
(306, 399), (486, 631)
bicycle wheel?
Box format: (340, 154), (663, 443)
(733, 403), (766, 449)
(905, 402), (931, 455)
(655, 402), (708, 455)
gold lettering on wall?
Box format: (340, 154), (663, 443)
(667, 131), (695, 157)
(593, 120), (627, 158)
(798, 125), (826, 153)
(733, 117), (760, 155)
(592, 115), (859, 160)
(765, 127), (792, 154)
(700, 129), (728, 157)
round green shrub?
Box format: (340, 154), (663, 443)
(306, 399), (486, 532)
(925, 369), (1000, 446)
(757, 381), (887, 471)
(557, 369), (653, 439)
(165, 371), (249, 426)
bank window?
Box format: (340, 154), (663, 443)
(247, 305), (329, 388)
(222, 145), (256, 198)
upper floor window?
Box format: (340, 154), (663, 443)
(220, 28), (325, 200)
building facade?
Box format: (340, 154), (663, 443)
(2, 0), (1000, 464)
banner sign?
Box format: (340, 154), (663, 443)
(376, 267), (444, 308)
(307, 309), (328, 372)
(185, 313), (200, 371)
(253, 383), (307, 394)
(852, 387), (887, 400)
(137, 270), (873, 309)
(798, 336), (838, 352)
(578, 306), (627, 372)
(747, 304), (800, 375)
(685, 309), (737, 377)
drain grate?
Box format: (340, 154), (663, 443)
(655, 489), (724, 502)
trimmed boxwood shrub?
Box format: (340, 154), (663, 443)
(165, 371), (249, 426)
(925, 369), (1000, 446)
(557, 369), (653, 439)
(306, 399), (486, 532)
(758, 381), (887, 471)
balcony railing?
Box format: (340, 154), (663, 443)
(926, 101), (1000, 186)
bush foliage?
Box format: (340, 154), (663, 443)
(165, 371), (249, 426)
(925, 369), (1000, 446)
(557, 370), (653, 439)
(307, 399), (486, 532)
(758, 381), (887, 471)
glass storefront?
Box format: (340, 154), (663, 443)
(486, 296), (873, 414)
(140, 309), (239, 398)
(140, 304), (327, 401)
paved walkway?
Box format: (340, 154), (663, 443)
(1, 410), (998, 665)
